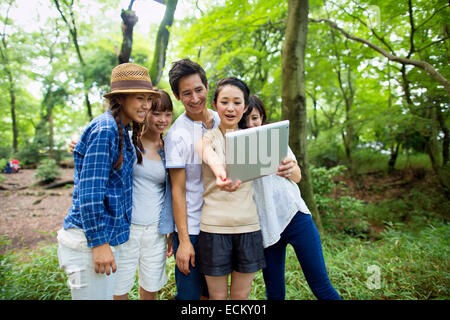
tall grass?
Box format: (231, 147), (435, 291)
(0, 244), (70, 300)
(1, 222), (448, 300)
(1, 162), (448, 300)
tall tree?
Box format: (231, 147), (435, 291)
(0, 1), (18, 153)
(33, 19), (69, 160)
(149, 0), (178, 86)
(282, 0), (323, 232)
(53, 0), (93, 120)
(118, 0), (138, 64)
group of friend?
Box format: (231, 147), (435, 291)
(58, 59), (341, 300)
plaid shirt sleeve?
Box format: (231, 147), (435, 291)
(78, 126), (116, 247)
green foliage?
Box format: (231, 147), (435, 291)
(1, 222), (448, 300)
(311, 165), (370, 237)
(0, 244), (70, 300)
(311, 165), (346, 195)
(0, 0), (448, 301)
(15, 143), (41, 166)
(0, 158), (7, 170)
(308, 130), (346, 168)
(34, 159), (61, 184)
(320, 223), (450, 299)
(0, 158), (6, 182)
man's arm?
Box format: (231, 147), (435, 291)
(169, 168), (195, 275)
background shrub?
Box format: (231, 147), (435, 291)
(34, 159), (61, 184)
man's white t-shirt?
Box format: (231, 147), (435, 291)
(164, 110), (220, 235)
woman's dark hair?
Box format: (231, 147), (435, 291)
(213, 77), (250, 107)
(169, 59), (208, 97)
(238, 95), (267, 129)
(150, 89), (173, 113)
(108, 94), (144, 169)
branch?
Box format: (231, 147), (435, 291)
(128, 0), (135, 11)
(416, 36), (450, 52)
(407, 0), (415, 58)
(327, 0), (395, 54)
(310, 18), (450, 96)
(415, 4), (449, 31)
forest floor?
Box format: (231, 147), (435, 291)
(0, 169), (74, 254)
(0, 166), (442, 254)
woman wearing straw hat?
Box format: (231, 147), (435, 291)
(57, 63), (160, 300)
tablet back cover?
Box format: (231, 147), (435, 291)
(225, 120), (289, 182)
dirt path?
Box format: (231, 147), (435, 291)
(0, 169), (74, 253)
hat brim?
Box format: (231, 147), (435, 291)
(103, 89), (161, 99)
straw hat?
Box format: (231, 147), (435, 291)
(103, 63), (160, 98)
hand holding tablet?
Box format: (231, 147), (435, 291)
(225, 120), (290, 183)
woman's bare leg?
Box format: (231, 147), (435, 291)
(230, 271), (255, 300)
(139, 286), (157, 300)
(113, 293), (128, 300)
(205, 275), (229, 300)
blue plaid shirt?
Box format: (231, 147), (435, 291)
(63, 111), (135, 248)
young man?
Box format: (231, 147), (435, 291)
(164, 59), (220, 300)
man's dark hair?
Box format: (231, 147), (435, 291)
(168, 59), (208, 97)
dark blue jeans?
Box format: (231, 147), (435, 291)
(173, 233), (209, 300)
(262, 212), (341, 300)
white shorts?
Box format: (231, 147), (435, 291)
(114, 223), (168, 295)
(57, 228), (121, 300)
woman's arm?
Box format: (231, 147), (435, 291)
(78, 128), (117, 274)
(195, 136), (241, 191)
(276, 157), (302, 183)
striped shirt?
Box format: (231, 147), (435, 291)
(63, 111), (135, 247)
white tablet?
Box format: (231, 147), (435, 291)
(225, 120), (290, 182)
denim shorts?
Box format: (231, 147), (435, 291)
(198, 231), (266, 276)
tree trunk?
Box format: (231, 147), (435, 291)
(119, 8), (138, 64)
(281, 0), (323, 233)
(7, 70), (18, 153)
(388, 142), (400, 174)
(436, 104), (449, 165)
(0, 2), (18, 153)
(149, 0), (178, 86)
(49, 112), (54, 159)
(423, 104), (450, 195)
(53, 0), (93, 119)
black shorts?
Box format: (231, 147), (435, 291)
(198, 231), (266, 276)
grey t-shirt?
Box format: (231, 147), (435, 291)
(132, 157), (166, 226)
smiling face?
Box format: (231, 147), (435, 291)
(246, 107), (263, 128)
(119, 93), (153, 125)
(145, 108), (173, 135)
(213, 84), (248, 131)
(176, 73), (208, 118)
